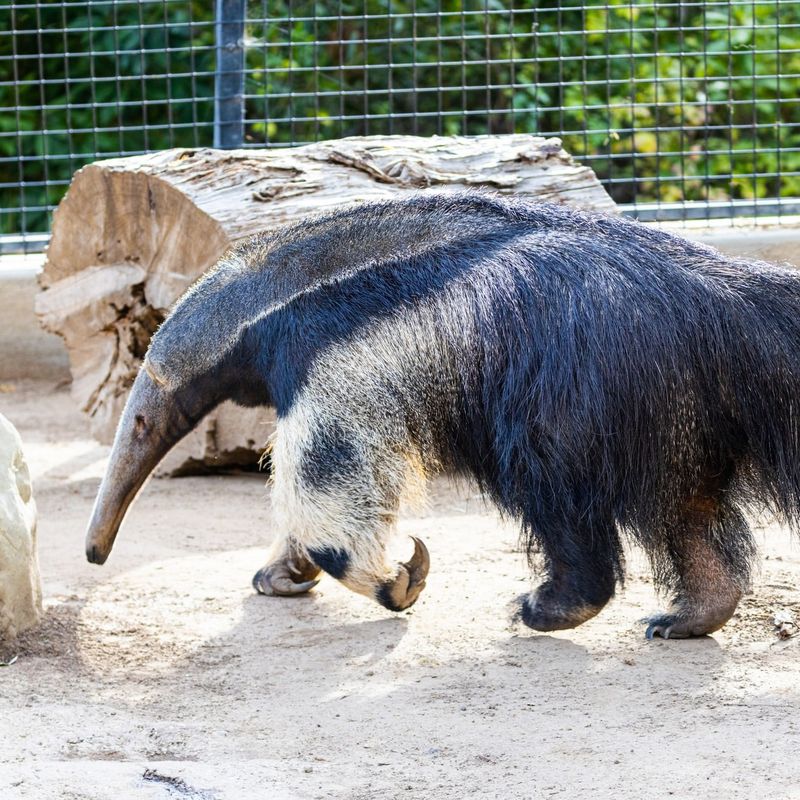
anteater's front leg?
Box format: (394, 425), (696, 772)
(255, 411), (429, 611)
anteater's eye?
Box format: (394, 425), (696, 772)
(134, 414), (147, 434)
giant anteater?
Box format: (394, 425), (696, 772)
(85, 192), (800, 639)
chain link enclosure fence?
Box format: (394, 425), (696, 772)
(1, 0), (798, 252)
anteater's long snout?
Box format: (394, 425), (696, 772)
(86, 479), (140, 564)
(85, 367), (189, 564)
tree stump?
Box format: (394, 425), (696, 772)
(35, 134), (616, 472)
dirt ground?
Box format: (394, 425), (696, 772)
(2, 380), (800, 799)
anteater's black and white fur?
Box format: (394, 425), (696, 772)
(87, 192), (800, 639)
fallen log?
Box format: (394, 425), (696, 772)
(36, 134), (616, 472)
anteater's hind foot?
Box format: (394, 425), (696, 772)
(518, 581), (609, 631)
(644, 472), (751, 640)
(517, 514), (620, 632)
(644, 587), (742, 639)
(644, 561), (743, 639)
(518, 551), (617, 632)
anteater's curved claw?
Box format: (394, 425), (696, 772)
(405, 537), (430, 585)
(376, 536), (430, 612)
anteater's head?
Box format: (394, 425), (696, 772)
(85, 254), (269, 565)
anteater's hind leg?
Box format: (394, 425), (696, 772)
(519, 513), (620, 632)
(645, 466), (753, 639)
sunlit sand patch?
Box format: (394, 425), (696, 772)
(76, 550), (258, 675)
(75, 547), (419, 680)
(321, 680), (404, 703)
(23, 439), (107, 481)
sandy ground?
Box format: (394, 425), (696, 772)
(2, 380), (800, 799)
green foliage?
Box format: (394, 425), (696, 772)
(2, 0), (798, 236)
(1, 1), (215, 235)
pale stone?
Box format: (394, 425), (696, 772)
(0, 413), (42, 640)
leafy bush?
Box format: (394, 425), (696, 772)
(2, 0), (797, 236)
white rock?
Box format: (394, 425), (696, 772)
(0, 412), (42, 640)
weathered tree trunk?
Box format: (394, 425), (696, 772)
(36, 134), (616, 472)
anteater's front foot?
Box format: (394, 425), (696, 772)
(253, 552), (321, 597)
(518, 580), (609, 632)
(644, 593), (741, 639)
(374, 537), (430, 612)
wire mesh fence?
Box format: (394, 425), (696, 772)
(2, 0), (798, 252)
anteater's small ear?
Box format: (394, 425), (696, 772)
(143, 357), (170, 390)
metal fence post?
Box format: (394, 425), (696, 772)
(214, 0), (246, 149)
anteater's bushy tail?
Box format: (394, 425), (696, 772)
(714, 260), (800, 524)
